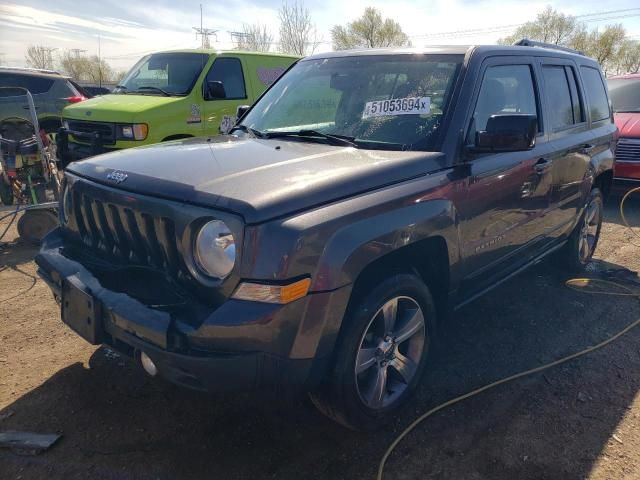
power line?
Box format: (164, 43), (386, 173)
(409, 7), (640, 40)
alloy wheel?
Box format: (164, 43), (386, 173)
(355, 296), (426, 410)
(578, 196), (602, 262)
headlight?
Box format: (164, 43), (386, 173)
(193, 220), (236, 279)
(60, 183), (72, 224)
(117, 123), (148, 140)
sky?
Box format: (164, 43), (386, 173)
(1, 0), (640, 72)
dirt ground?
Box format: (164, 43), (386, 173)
(2, 195), (640, 480)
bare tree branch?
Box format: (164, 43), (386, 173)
(278, 2), (318, 56)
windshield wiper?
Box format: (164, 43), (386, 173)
(134, 86), (171, 97)
(263, 129), (357, 147)
(228, 124), (266, 138)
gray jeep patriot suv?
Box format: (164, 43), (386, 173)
(37, 41), (616, 430)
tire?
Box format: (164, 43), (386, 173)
(562, 187), (603, 272)
(17, 209), (58, 245)
(310, 273), (437, 430)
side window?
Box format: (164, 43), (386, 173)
(205, 58), (246, 100)
(564, 66), (584, 124)
(580, 66), (610, 122)
(542, 65), (576, 130)
(0, 74), (54, 95)
(472, 64), (538, 134)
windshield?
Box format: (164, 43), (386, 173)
(115, 52), (209, 96)
(608, 78), (640, 113)
(241, 54), (463, 150)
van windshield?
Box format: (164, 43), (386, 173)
(115, 52), (209, 96)
(608, 78), (640, 113)
(241, 54), (463, 151)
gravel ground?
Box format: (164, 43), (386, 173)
(1, 195), (640, 480)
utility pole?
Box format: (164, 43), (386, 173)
(230, 31), (250, 50)
(41, 47), (58, 70)
(192, 4), (217, 49)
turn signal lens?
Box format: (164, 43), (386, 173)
(232, 278), (311, 304)
(132, 123), (148, 140)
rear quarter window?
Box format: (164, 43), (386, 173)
(0, 73), (55, 95)
(580, 67), (610, 122)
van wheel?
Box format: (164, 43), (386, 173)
(310, 274), (436, 430)
(563, 187), (603, 272)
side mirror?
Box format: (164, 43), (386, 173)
(236, 105), (250, 120)
(473, 114), (537, 153)
(206, 80), (226, 100)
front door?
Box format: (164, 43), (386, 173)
(458, 58), (553, 295)
(202, 56), (249, 135)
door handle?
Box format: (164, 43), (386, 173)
(579, 144), (595, 155)
(534, 158), (552, 174)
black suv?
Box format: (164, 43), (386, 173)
(37, 42), (616, 430)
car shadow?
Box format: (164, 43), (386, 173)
(1, 259), (640, 479)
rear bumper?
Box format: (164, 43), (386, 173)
(36, 228), (349, 392)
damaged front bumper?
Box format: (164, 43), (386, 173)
(36, 228), (346, 392)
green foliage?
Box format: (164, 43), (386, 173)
(498, 6), (637, 74)
(331, 7), (410, 50)
(58, 51), (115, 83)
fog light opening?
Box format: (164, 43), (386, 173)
(140, 351), (158, 377)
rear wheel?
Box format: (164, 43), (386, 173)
(562, 187), (603, 272)
(310, 273), (436, 430)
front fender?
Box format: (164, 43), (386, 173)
(314, 199), (460, 292)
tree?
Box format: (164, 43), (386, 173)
(585, 24), (626, 73)
(237, 24), (273, 52)
(58, 51), (116, 84)
(59, 51), (89, 79)
(278, 1), (318, 55)
(331, 7), (409, 50)
(498, 7), (631, 74)
(498, 7), (577, 45)
(25, 45), (56, 70)
(615, 39), (640, 74)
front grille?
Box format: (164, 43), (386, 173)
(70, 188), (182, 275)
(67, 120), (115, 145)
(616, 138), (640, 162)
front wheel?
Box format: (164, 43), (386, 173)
(310, 274), (436, 430)
(562, 187), (603, 272)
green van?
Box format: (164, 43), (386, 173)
(57, 50), (298, 163)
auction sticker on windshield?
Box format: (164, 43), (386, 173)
(362, 97), (431, 119)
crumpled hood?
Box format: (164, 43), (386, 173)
(68, 136), (446, 224)
(63, 94), (183, 123)
(614, 112), (640, 138)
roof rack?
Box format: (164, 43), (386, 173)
(0, 66), (62, 75)
(513, 38), (585, 56)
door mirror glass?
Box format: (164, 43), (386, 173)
(474, 114), (537, 152)
(206, 80), (226, 100)
(236, 105), (250, 120)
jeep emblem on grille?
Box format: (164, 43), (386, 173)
(106, 170), (128, 184)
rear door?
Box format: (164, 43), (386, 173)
(202, 56), (249, 135)
(458, 57), (553, 294)
(537, 58), (593, 232)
